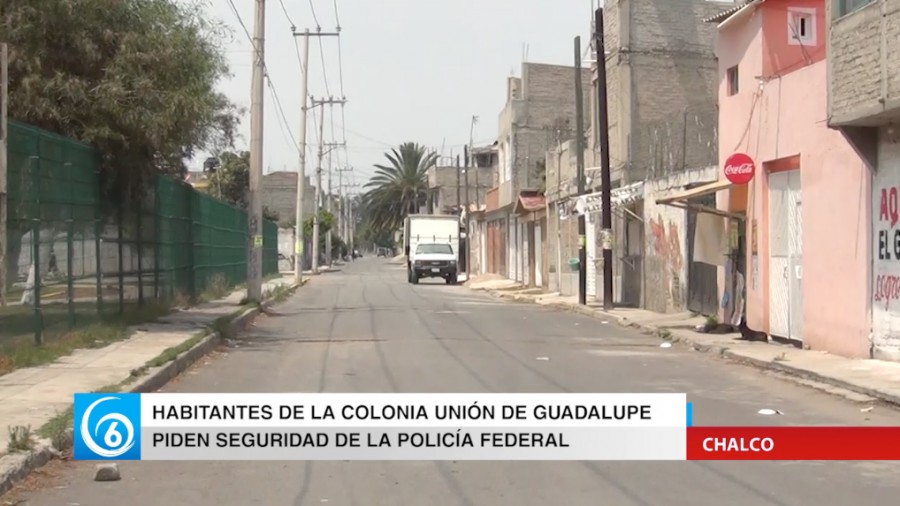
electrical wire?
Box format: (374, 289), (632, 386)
(277, 0), (296, 30)
(226, 0), (301, 157)
(308, 0), (321, 28)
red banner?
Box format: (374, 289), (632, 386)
(687, 427), (900, 460)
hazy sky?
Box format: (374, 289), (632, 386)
(200, 0), (596, 191)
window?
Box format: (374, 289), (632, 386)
(727, 65), (739, 96)
(416, 243), (454, 255)
(838, 0), (876, 17)
(788, 7), (817, 46)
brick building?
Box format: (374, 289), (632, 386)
(261, 171), (317, 225)
(827, 0), (900, 360)
(486, 62), (592, 286)
(546, 0), (732, 313)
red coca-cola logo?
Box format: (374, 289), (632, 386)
(724, 153), (755, 184)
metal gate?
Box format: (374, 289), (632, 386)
(686, 192), (720, 315)
(768, 170), (803, 341)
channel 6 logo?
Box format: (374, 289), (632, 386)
(73, 393), (141, 460)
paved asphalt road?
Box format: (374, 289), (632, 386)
(10, 258), (900, 505)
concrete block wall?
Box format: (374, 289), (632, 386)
(641, 165), (718, 313)
(828, 0), (900, 125)
(261, 172), (316, 224)
(428, 166), (495, 212)
(601, 0), (730, 183)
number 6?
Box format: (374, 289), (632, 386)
(104, 421), (122, 448)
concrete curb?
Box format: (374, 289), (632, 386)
(0, 281), (304, 497)
(481, 288), (900, 407)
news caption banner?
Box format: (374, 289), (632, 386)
(74, 393), (900, 461)
(73, 393), (687, 461)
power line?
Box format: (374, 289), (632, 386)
(332, 0), (342, 28)
(277, 0), (296, 30)
(308, 0), (321, 28)
(226, 0), (302, 159)
(266, 77), (300, 152)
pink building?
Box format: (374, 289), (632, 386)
(711, 0), (872, 357)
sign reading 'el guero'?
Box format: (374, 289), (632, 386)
(723, 153), (755, 185)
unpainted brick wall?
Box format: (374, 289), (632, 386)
(601, 0), (728, 183)
(261, 172), (316, 224)
(510, 63), (592, 193)
(828, 0), (900, 124)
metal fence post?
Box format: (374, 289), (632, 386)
(137, 196), (144, 306)
(30, 155), (42, 345)
(94, 171), (103, 316)
(188, 187), (196, 301)
(65, 161), (74, 330)
(117, 201), (124, 315)
(153, 177), (160, 301)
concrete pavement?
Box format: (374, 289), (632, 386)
(469, 279), (900, 406)
(0, 276), (298, 493)
(8, 258), (900, 505)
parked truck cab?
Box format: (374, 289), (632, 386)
(403, 214), (461, 285)
(409, 243), (458, 284)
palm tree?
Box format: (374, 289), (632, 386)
(362, 142), (437, 234)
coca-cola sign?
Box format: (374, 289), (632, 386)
(724, 153), (755, 185)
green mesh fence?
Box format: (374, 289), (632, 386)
(1, 121), (278, 362)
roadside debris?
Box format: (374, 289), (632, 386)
(757, 408), (784, 416)
(536, 356), (550, 361)
(659, 342), (672, 349)
(861, 406), (874, 413)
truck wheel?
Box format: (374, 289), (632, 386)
(447, 274), (458, 285)
(411, 272), (419, 284)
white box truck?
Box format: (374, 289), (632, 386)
(404, 214), (461, 284)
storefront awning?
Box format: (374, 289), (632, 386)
(656, 179), (744, 220)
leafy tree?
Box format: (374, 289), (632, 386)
(206, 151), (250, 207)
(303, 210), (335, 239)
(1, 0), (241, 197)
(362, 142), (436, 236)
(203, 150), (278, 220)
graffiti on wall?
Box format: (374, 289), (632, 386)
(649, 214), (683, 273)
(872, 177), (900, 357)
(648, 214), (684, 309)
(875, 186), (900, 310)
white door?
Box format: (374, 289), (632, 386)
(586, 213), (597, 297)
(508, 217), (518, 282)
(535, 223), (543, 287)
(521, 221), (529, 285)
(768, 171), (803, 341)
(480, 223), (487, 275)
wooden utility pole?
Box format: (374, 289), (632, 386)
(574, 36), (587, 306)
(595, 8), (614, 310)
(246, 0), (265, 301)
(0, 43), (7, 307)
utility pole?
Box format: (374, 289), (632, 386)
(595, 8), (614, 310)
(455, 155), (461, 214)
(469, 116), (478, 207)
(574, 36), (587, 306)
(337, 166), (353, 248)
(308, 96), (346, 271)
(292, 29), (340, 280)
(0, 43), (8, 307)
(246, 0), (265, 301)
(463, 146), (470, 278)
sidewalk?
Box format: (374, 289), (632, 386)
(466, 276), (900, 406)
(0, 275), (301, 493)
